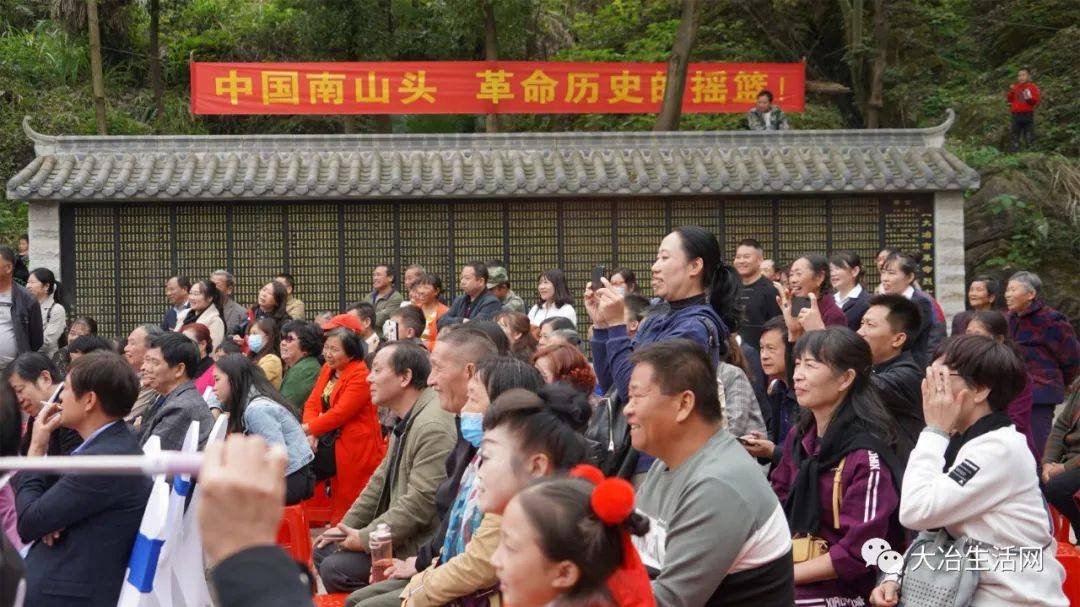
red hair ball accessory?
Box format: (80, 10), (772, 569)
(590, 478), (635, 526)
(569, 464), (605, 486)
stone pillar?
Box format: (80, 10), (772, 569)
(933, 191), (966, 324)
(27, 200), (61, 277)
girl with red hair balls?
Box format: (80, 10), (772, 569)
(492, 465), (654, 607)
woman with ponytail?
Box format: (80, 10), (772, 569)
(586, 227), (738, 476)
(493, 468), (654, 607)
(770, 327), (907, 604)
(382, 383), (590, 607)
(25, 268), (66, 358)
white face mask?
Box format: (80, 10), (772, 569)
(247, 333), (265, 353)
(614, 286), (626, 297)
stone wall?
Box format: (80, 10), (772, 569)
(27, 200), (60, 276)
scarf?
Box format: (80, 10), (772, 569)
(942, 412), (1013, 471)
(784, 397), (904, 536)
(439, 453), (485, 562)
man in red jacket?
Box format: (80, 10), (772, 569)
(1006, 68), (1040, 150)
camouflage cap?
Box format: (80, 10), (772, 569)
(487, 266), (510, 286)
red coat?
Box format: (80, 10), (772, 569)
(302, 359), (387, 524)
(1007, 82), (1040, 113)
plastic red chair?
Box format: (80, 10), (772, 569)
(1049, 506), (1080, 604)
(313, 593), (349, 607)
(303, 481), (333, 527)
(1052, 506), (1072, 543)
(276, 504), (312, 564)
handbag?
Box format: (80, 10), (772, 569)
(450, 586), (499, 607)
(791, 457), (846, 564)
(895, 530), (981, 607)
(311, 381), (340, 481)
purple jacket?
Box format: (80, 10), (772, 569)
(770, 426), (905, 603)
(1009, 376), (1038, 459)
(817, 292), (849, 328)
(1009, 299), (1080, 405)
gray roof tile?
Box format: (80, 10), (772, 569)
(6, 110), (979, 202)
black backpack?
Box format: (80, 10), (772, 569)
(584, 387), (635, 478)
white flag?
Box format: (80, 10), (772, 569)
(168, 414), (229, 607)
(117, 436), (170, 607)
(152, 421), (201, 606)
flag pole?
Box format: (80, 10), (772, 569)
(0, 452), (204, 477)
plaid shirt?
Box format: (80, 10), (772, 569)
(1009, 299), (1080, 405)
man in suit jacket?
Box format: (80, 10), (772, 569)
(437, 261), (503, 330)
(138, 331), (213, 451)
(161, 275), (191, 332)
(15, 351), (153, 607)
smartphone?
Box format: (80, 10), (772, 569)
(322, 528), (347, 542)
(591, 265), (607, 291)
(383, 319), (398, 342)
(737, 436), (754, 446)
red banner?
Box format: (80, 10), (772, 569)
(190, 61), (804, 115)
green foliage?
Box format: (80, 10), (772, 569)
(0, 200), (27, 248)
(0, 22), (88, 86)
(982, 194), (1050, 269)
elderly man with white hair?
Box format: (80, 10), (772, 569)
(1005, 270), (1079, 461)
(211, 269), (248, 336)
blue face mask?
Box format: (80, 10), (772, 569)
(460, 411), (484, 448)
(247, 333), (265, 354)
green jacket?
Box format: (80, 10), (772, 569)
(371, 289), (404, 336)
(341, 388), (457, 556)
(500, 289), (527, 314)
(279, 356), (321, 414)
(1044, 388), (1080, 467)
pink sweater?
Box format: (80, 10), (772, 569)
(0, 483), (22, 551)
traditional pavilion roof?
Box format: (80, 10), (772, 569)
(6, 110), (978, 202)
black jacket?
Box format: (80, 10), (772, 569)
(212, 546), (314, 607)
(414, 422), (477, 571)
(840, 290), (870, 332)
(15, 422), (152, 607)
(437, 290), (503, 330)
(7, 281), (43, 355)
(736, 276), (781, 350)
(910, 290), (946, 368)
(19, 423), (82, 457)
(762, 380), (799, 469)
(871, 351), (925, 445)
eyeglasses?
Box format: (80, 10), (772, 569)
(281, 335), (297, 343)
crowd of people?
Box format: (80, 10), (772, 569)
(0, 224), (1078, 607)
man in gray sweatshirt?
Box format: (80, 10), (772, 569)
(627, 340), (794, 607)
